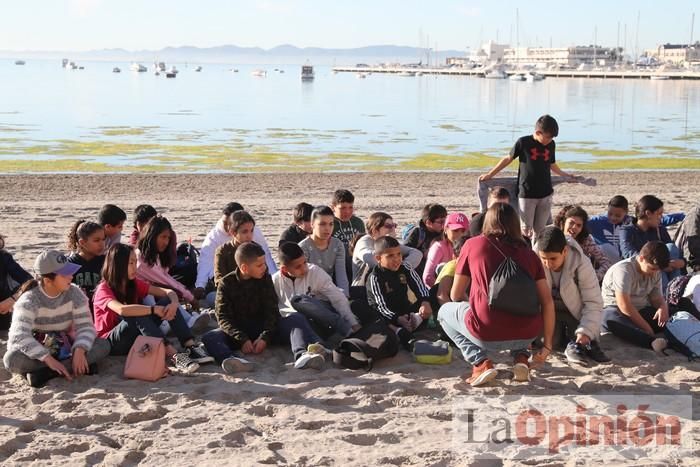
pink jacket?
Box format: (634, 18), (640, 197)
(423, 239), (454, 287)
(135, 249), (194, 303)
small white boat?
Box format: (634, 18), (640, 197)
(153, 62), (166, 73)
(484, 70), (507, 79)
(509, 73), (525, 81)
(525, 72), (545, 82)
(398, 71), (416, 77)
(230, 68), (239, 73)
(357, 72), (367, 79)
(67, 61), (78, 70)
(14, 60), (26, 65)
(301, 64), (314, 81)
(650, 75), (670, 80)
(251, 69), (267, 77)
(130, 63), (147, 72)
(194, 65), (202, 72)
(112, 67), (121, 73)
(415, 71), (424, 77)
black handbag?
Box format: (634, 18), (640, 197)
(486, 238), (540, 316)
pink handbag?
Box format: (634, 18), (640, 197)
(124, 336), (169, 381)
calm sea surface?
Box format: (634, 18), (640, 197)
(1, 59), (699, 171)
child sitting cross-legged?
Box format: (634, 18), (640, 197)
(366, 236), (433, 350)
(198, 243), (268, 371)
(203, 242), (333, 372)
(273, 242), (361, 359)
(4, 250), (110, 388)
(93, 244), (211, 373)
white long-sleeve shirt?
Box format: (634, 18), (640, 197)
(271, 264), (359, 329)
(195, 219), (277, 288)
(352, 234), (422, 284)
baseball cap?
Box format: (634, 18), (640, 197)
(445, 212), (469, 231)
(34, 250), (81, 276)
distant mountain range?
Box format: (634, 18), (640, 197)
(0, 44), (467, 65)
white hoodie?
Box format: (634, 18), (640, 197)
(196, 219), (277, 288)
(271, 264), (359, 328)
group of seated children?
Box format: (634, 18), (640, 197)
(1, 126), (698, 387)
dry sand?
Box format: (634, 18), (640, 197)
(0, 172), (698, 465)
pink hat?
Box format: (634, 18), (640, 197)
(445, 212), (469, 231)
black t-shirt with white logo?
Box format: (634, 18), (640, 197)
(510, 135), (556, 199)
(68, 252), (105, 305)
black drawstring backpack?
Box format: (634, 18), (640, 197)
(486, 238), (540, 316)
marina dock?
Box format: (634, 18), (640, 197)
(332, 66), (700, 80)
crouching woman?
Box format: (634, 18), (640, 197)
(438, 203), (554, 386)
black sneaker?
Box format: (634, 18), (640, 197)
(397, 328), (415, 352)
(564, 341), (588, 366)
(584, 340), (611, 363)
(26, 367), (59, 388)
(172, 352), (200, 374)
(187, 343), (215, 364)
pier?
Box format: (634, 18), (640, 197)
(332, 66), (700, 80)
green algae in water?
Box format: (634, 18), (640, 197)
(436, 124), (465, 132)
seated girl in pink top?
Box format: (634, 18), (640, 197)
(135, 215), (195, 306)
(422, 212), (469, 288)
(92, 243), (212, 372)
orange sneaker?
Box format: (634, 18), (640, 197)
(467, 359), (498, 386)
(512, 354), (530, 382)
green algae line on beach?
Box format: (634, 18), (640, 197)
(1, 129), (699, 173)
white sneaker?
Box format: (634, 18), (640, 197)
(294, 351), (325, 370)
(222, 356), (256, 374)
(159, 321), (171, 336)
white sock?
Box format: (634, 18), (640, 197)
(411, 313), (424, 328)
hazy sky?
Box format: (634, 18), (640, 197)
(3, 0), (698, 52)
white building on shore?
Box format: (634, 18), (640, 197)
(503, 46), (614, 67)
(446, 41), (509, 67)
(647, 43), (700, 65)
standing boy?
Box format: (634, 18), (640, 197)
(535, 226), (610, 365)
(479, 115), (578, 237)
(367, 236), (433, 349)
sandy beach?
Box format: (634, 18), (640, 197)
(0, 171), (698, 465)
